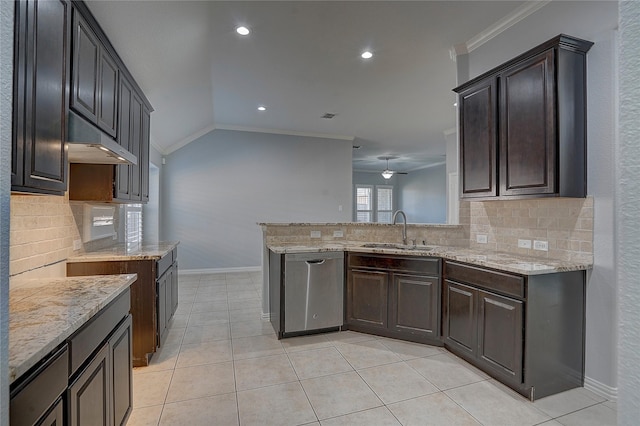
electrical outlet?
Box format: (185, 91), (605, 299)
(476, 234), (488, 244)
(310, 230), (321, 239)
(73, 239), (82, 250)
(333, 230), (344, 238)
(533, 240), (549, 251)
(518, 239), (532, 249)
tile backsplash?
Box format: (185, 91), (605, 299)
(461, 196), (593, 263)
(9, 194), (82, 277)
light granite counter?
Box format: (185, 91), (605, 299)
(9, 274), (137, 384)
(67, 241), (179, 263)
(267, 243), (592, 276)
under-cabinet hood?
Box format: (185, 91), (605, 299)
(67, 111), (137, 165)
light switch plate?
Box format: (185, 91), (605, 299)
(518, 239), (532, 249)
(333, 230), (344, 238)
(310, 230), (321, 238)
(533, 240), (549, 251)
(476, 234), (488, 244)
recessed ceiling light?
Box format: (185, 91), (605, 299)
(361, 51), (373, 59)
(236, 26), (250, 36)
(257, 106), (266, 111)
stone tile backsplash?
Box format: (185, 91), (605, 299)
(460, 196), (594, 263)
(9, 194), (82, 277)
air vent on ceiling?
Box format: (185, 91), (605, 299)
(322, 113), (336, 119)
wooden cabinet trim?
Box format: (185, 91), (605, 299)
(444, 261), (525, 299)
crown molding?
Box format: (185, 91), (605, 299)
(163, 124), (217, 155)
(214, 124), (355, 142)
(452, 0), (552, 60)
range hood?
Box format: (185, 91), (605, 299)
(67, 111), (137, 165)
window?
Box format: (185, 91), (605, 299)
(355, 185), (373, 222)
(125, 204), (143, 250)
(355, 185), (394, 223)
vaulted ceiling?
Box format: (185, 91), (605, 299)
(87, 1), (530, 172)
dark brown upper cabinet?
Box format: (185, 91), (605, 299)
(12, 0), (71, 195)
(71, 9), (118, 137)
(454, 34), (593, 200)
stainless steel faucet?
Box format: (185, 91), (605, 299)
(392, 210), (408, 245)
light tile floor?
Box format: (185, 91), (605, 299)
(126, 272), (617, 426)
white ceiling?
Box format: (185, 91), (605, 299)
(86, 1), (529, 173)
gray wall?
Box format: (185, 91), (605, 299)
(162, 129), (352, 271)
(0, 2), (13, 423)
(618, 1), (640, 422)
(397, 164), (446, 224)
(462, 1), (618, 398)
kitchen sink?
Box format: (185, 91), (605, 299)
(361, 243), (436, 251)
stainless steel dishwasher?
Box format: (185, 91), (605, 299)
(283, 252), (344, 335)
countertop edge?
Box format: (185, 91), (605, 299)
(266, 244), (592, 276)
(67, 241), (179, 263)
(9, 273), (137, 384)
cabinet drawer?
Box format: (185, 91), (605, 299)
(10, 345), (68, 426)
(156, 252), (173, 278)
(69, 288), (130, 375)
(444, 261), (525, 299)
(349, 254), (440, 275)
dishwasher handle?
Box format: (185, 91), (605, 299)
(305, 259), (326, 265)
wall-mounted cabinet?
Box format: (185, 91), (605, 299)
(11, 0), (71, 195)
(455, 34), (593, 200)
(70, 9), (118, 137)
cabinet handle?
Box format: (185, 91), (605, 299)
(305, 259), (326, 265)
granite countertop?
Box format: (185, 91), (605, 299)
(9, 274), (137, 384)
(67, 241), (179, 263)
(267, 243), (591, 275)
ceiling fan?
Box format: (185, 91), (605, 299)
(381, 157), (408, 179)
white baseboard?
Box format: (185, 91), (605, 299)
(584, 376), (618, 401)
(179, 266), (262, 275)
(261, 312), (270, 320)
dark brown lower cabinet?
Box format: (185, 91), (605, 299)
(68, 315), (133, 426)
(39, 398), (64, 426)
(67, 247), (178, 367)
(346, 270), (389, 330)
(443, 279), (523, 385)
(390, 274), (440, 339)
(346, 253), (441, 345)
(110, 316), (133, 426)
(443, 260), (585, 400)
(69, 344), (110, 426)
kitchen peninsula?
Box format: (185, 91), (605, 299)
(262, 220), (592, 401)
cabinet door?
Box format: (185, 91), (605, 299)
(114, 77), (132, 200)
(390, 274), (439, 339)
(478, 290), (523, 385)
(141, 107), (151, 202)
(128, 94), (143, 201)
(71, 10), (98, 121)
(36, 397), (64, 426)
(500, 49), (556, 196)
(97, 49), (118, 137)
(443, 280), (477, 357)
(157, 274), (167, 346)
(346, 270), (388, 329)
(109, 316), (132, 426)
(170, 263), (179, 317)
(458, 78), (498, 198)
(12, 0), (70, 194)
(68, 344), (110, 426)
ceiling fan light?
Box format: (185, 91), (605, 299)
(381, 170), (394, 179)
